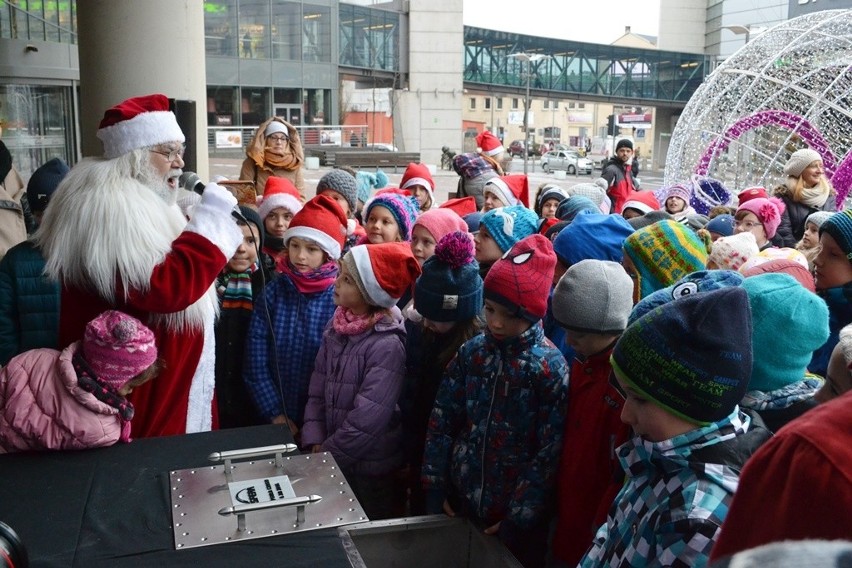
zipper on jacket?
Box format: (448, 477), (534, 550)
(479, 358), (502, 517)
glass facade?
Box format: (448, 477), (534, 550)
(338, 3), (399, 72)
(0, 0), (77, 42)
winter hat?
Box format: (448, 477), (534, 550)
(737, 186), (769, 205)
(536, 184), (570, 213)
(621, 191), (660, 216)
(736, 197), (786, 239)
(545, 220), (570, 241)
(413, 209), (469, 243)
(806, 210), (833, 231)
(629, 269), (745, 326)
(355, 170), (389, 205)
(839, 324), (852, 368)
(662, 183), (692, 207)
(556, 195), (599, 222)
(568, 182), (608, 210)
(258, 176), (302, 220)
(623, 220), (709, 300)
(364, 192), (420, 241)
(552, 259), (634, 333)
(613, 287), (753, 425)
(554, 213), (633, 267)
(705, 213), (735, 238)
(237, 204), (264, 251)
(483, 174), (529, 208)
(463, 211), (483, 234)
(476, 130), (504, 156)
(96, 94), (185, 159)
(264, 121), (288, 137)
(401, 162), (435, 201)
(415, 231), (483, 322)
(317, 169), (359, 213)
(478, 205), (539, 253)
(742, 273), (830, 392)
(484, 234), (556, 322)
(708, 232), (759, 271)
(82, 310), (158, 388)
(690, 176), (734, 216)
(684, 214), (710, 233)
(342, 242), (422, 308)
(440, 196), (478, 218)
(615, 138), (633, 151)
(26, 158), (70, 213)
(819, 210), (852, 263)
(626, 209), (674, 231)
(784, 148), (823, 177)
(741, 258), (815, 292)
(282, 194), (348, 260)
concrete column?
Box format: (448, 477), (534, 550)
(398, 0), (463, 168)
(77, 0), (209, 177)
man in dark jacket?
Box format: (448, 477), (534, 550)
(601, 138), (636, 214)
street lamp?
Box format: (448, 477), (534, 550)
(509, 52), (551, 176)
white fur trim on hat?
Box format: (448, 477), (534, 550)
(282, 226), (341, 260)
(622, 199), (655, 215)
(483, 178), (518, 207)
(97, 110), (185, 159)
(258, 193), (302, 220)
(350, 246), (396, 308)
(402, 176), (434, 193)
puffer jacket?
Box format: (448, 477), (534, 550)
(0, 343), (123, 453)
(0, 168), (26, 259)
(740, 375), (822, 433)
(0, 239), (60, 365)
(579, 409), (771, 568)
(773, 182), (835, 247)
(421, 323), (569, 531)
(301, 307), (407, 476)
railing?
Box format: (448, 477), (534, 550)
(208, 124), (380, 153)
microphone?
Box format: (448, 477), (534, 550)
(180, 171), (205, 195)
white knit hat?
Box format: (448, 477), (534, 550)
(708, 232), (759, 271)
(783, 149), (822, 177)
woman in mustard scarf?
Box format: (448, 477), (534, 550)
(240, 117), (305, 199)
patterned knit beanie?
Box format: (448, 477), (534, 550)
(364, 192), (420, 241)
(661, 183), (692, 208)
(415, 232), (483, 322)
(612, 287), (753, 425)
(623, 220), (709, 300)
(83, 310), (158, 389)
(556, 195), (599, 222)
(819, 210), (852, 264)
(708, 232), (759, 271)
(784, 148), (822, 178)
(478, 205), (539, 253)
(628, 269), (744, 326)
(568, 182), (608, 209)
(484, 234), (556, 322)
(317, 169), (358, 214)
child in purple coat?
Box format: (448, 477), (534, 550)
(301, 242), (421, 519)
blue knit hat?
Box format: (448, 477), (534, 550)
(27, 157), (70, 213)
(820, 210), (852, 263)
(415, 232), (483, 322)
(355, 170), (389, 205)
(478, 205), (538, 253)
(629, 269), (744, 325)
(741, 273), (830, 393)
(705, 213), (735, 238)
(556, 195), (599, 222)
(553, 213), (633, 267)
(613, 287), (753, 425)
(364, 192), (420, 241)
(463, 211), (483, 234)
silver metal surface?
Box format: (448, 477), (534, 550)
(170, 451), (367, 549)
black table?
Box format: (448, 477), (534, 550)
(0, 425), (353, 567)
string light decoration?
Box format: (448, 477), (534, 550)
(665, 10), (852, 208)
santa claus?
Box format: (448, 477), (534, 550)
(34, 94), (243, 437)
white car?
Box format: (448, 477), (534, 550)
(539, 150), (593, 175)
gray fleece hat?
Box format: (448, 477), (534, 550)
(316, 169), (358, 214)
(552, 259), (634, 334)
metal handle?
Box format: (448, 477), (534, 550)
(207, 444), (297, 462)
(218, 494), (322, 531)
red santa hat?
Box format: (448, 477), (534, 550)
(622, 190), (661, 215)
(476, 131), (504, 156)
(282, 194), (347, 260)
(343, 242), (422, 308)
(483, 174), (530, 208)
(440, 196), (478, 217)
(258, 177), (303, 220)
(400, 162), (435, 201)
(96, 94), (185, 159)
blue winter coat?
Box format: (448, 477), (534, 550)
(301, 308), (407, 477)
(243, 274), (335, 424)
(421, 323), (569, 531)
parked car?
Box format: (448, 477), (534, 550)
(539, 150), (593, 175)
(508, 139), (543, 158)
(366, 143), (399, 151)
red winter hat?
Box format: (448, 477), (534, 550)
(622, 190), (660, 215)
(343, 242), (422, 308)
(484, 233), (556, 322)
(483, 174), (529, 208)
(401, 162), (435, 196)
(440, 196), (477, 217)
(83, 310), (157, 389)
(737, 186), (769, 205)
(96, 94), (185, 159)
(476, 131), (504, 156)
(282, 194), (347, 260)
(258, 177), (303, 220)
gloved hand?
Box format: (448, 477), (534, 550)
(198, 182), (238, 216)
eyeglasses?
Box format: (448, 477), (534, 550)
(734, 220), (763, 230)
(149, 144), (186, 162)
(267, 135), (288, 143)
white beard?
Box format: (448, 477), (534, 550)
(137, 164), (182, 206)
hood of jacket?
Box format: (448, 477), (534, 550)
(741, 375), (822, 411)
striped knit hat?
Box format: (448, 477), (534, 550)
(363, 192), (420, 241)
(623, 220), (709, 300)
(820, 210), (852, 263)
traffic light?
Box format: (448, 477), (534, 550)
(606, 114), (618, 136)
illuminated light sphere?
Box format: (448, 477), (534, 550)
(665, 10), (852, 207)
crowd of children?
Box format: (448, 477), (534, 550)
(2, 144), (851, 567)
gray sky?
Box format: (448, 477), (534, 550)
(463, 0), (661, 44)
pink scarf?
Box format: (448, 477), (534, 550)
(332, 307), (383, 335)
(278, 258), (338, 294)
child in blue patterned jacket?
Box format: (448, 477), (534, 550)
(580, 287), (770, 568)
(422, 233), (568, 568)
(244, 195), (347, 436)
